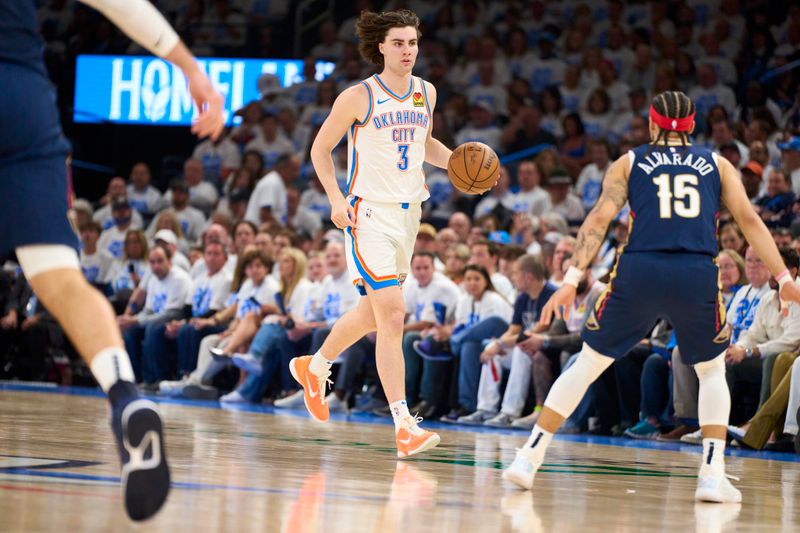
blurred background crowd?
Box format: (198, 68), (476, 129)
(3, 0), (800, 453)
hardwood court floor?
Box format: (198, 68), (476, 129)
(1, 384), (798, 533)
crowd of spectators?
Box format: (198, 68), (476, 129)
(5, 0), (800, 453)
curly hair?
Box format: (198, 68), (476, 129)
(356, 9), (421, 68)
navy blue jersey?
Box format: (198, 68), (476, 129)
(0, 1), (47, 76)
(624, 144), (721, 256)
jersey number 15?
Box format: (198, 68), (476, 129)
(652, 173), (700, 219)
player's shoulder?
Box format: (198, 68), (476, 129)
(339, 78), (373, 102)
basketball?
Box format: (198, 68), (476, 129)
(447, 142), (500, 195)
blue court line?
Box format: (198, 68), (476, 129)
(3, 381), (800, 464)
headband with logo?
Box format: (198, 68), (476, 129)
(649, 105), (695, 132)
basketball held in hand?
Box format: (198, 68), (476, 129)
(447, 142), (500, 194)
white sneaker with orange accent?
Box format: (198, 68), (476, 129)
(395, 416), (440, 459)
(288, 356), (332, 422)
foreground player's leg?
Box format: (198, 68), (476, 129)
(367, 285), (439, 458)
(694, 352), (741, 503)
(17, 245), (170, 521)
(504, 344), (613, 489)
(288, 296), (378, 422)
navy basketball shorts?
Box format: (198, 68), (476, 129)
(0, 62), (79, 254)
(582, 252), (730, 365)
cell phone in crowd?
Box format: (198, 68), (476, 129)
(247, 296), (260, 306)
(516, 332), (531, 344)
(128, 263), (135, 274)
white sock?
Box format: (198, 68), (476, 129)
(701, 438), (726, 473)
(523, 425), (553, 459)
(309, 350), (333, 376)
(90, 347), (136, 392)
(390, 400), (414, 432)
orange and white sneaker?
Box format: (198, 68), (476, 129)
(288, 356), (332, 422)
(396, 416), (440, 459)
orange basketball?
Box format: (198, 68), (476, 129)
(447, 142), (500, 194)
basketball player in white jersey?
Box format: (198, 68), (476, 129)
(287, 10), (466, 458)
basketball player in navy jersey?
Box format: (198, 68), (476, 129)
(503, 91), (800, 503)
(1, 0), (224, 521)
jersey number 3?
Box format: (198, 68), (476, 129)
(397, 144), (409, 171)
(652, 173), (700, 219)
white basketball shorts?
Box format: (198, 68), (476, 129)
(344, 195), (421, 293)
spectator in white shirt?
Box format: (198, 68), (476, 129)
(401, 252), (462, 415)
(107, 229), (151, 313)
(80, 220), (114, 289)
(245, 113), (295, 171)
(689, 63), (737, 129)
(154, 179), (207, 246)
(98, 198), (138, 259)
(545, 168), (586, 225)
(575, 139), (612, 212)
(465, 60), (508, 117)
(469, 239), (516, 302)
(299, 174), (331, 220)
(287, 187), (322, 237)
(162, 159), (219, 217)
(474, 166), (514, 218)
(126, 162), (163, 222)
(162, 240), (232, 379)
(118, 245), (192, 385)
(245, 154), (300, 225)
(507, 160), (551, 217)
(192, 132), (242, 187)
(154, 229), (192, 273)
(94, 177), (143, 231)
(454, 100), (502, 149)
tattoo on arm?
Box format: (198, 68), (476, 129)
(572, 170), (628, 271)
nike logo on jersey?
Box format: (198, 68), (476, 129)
(306, 376), (319, 397)
(377, 98), (391, 104)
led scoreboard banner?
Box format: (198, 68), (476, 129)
(73, 55), (334, 125)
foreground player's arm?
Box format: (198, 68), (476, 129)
(539, 154), (630, 325)
(720, 155), (800, 307)
(78, 0), (224, 140)
(570, 155), (630, 270)
(310, 85), (368, 229)
(422, 83), (452, 169)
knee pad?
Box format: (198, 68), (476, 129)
(694, 351), (730, 427)
(16, 244), (80, 278)
(544, 343), (614, 418)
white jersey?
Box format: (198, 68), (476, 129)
(346, 75), (432, 204)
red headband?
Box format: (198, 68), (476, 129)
(649, 105), (695, 132)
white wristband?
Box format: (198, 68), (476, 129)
(563, 266), (584, 288)
(777, 269), (793, 290)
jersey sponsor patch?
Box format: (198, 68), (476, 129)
(413, 92), (424, 107)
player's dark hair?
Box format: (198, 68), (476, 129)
(356, 10), (421, 68)
(650, 91), (696, 148)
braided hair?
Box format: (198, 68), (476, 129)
(650, 91), (696, 147)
